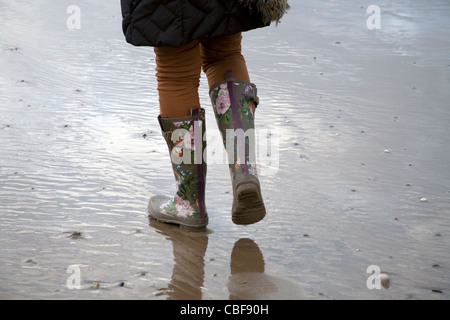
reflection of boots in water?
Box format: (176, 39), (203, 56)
(228, 238), (277, 300)
(150, 218), (208, 300)
(229, 238), (303, 300)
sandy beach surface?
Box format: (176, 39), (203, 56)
(1, 0), (449, 299)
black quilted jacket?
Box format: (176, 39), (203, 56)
(121, 0), (269, 47)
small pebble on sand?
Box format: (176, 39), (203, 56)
(432, 289), (443, 294)
(67, 231), (83, 239)
(379, 273), (390, 289)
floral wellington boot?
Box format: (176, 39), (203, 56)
(209, 71), (266, 225)
(148, 107), (208, 231)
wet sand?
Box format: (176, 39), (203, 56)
(1, 0), (449, 299)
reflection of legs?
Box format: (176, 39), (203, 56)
(154, 40), (202, 118)
(230, 238), (264, 274)
(228, 238), (273, 300)
(228, 238), (301, 300)
(150, 219), (208, 300)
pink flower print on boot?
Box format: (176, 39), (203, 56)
(215, 84), (231, 115)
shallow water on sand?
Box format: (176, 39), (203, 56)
(1, 0), (450, 299)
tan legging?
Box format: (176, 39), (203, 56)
(154, 33), (250, 118)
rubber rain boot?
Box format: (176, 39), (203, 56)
(209, 71), (266, 225)
(148, 107), (208, 231)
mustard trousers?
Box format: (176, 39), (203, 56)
(154, 33), (250, 118)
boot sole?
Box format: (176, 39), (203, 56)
(232, 182), (266, 225)
(149, 214), (208, 232)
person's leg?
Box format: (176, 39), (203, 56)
(154, 40), (202, 118)
(200, 33), (250, 89)
(149, 41), (208, 231)
(202, 33), (266, 225)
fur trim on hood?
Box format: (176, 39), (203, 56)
(238, 0), (290, 24)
